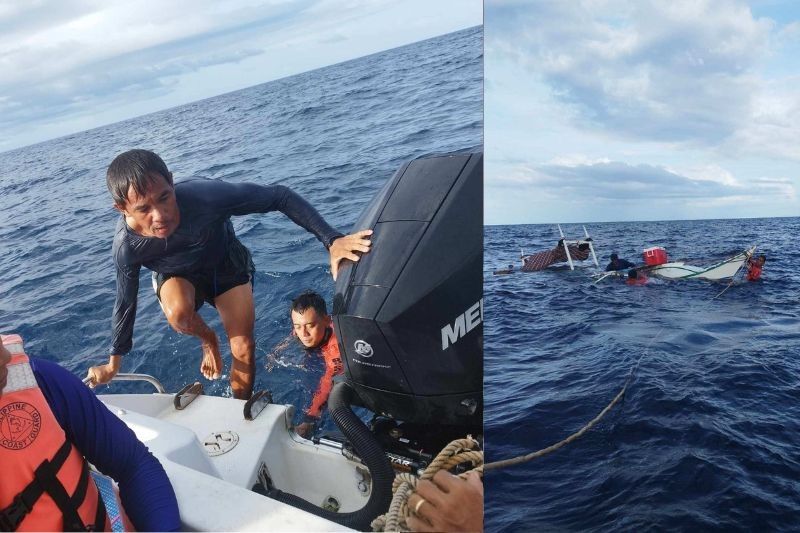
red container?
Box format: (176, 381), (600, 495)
(643, 246), (668, 266)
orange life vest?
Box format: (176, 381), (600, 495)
(306, 328), (344, 419)
(747, 263), (762, 281)
(0, 334), (129, 531)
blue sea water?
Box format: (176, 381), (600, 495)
(0, 27), (482, 430)
(484, 218), (800, 531)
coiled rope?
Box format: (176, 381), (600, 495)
(372, 437), (484, 532)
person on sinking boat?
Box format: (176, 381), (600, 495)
(0, 334), (180, 531)
(605, 252), (636, 272)
(289, 291), (344, 438)
(86, 149), (372, 400)
(626, 269), (649, 286)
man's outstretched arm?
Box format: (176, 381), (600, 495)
(191, 180), (374, 279)
(88, 251), (140, 386)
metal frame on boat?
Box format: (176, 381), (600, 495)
(519, 225), (599, 271)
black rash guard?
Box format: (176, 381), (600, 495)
(109, 179), (342, 356)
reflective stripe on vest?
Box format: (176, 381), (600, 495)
(0, 334), (115, 531)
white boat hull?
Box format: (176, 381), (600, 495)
(100, 393), (363, 531)
(648, 247), (754, 281)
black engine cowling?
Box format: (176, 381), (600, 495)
(332, 152), (483, 433)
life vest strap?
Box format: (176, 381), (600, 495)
(70, 459), (92, 510)
(0, 440), (86, 531)
(90, 471), (124, 532)
(33, 451), (86, 531)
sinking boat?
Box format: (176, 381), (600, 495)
(593, 246), (757, 283)
(90, 152), (484, 531)
(646, 246), (756, 281)
(517, 225), (599, 272)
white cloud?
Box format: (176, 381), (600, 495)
(485, 0), (800, 223)
(1, 0), (481, 151)
(488, 0), (773, 144)
(493, 159), (793, 201)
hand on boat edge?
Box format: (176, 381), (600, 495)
(86, 359), (121, 388)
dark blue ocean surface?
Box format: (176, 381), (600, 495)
(0, 27), (482, 431)
(484, 219), (800, 531)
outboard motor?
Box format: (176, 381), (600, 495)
(270, 153), (483, 530)
(333, 152), (483, 445)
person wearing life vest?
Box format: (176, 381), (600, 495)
(746, 254), (766, 281)
(289, 291), (344, 439)
(0, 334), (180, 531)
(626, 269), (648, 286)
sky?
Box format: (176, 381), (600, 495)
(485, 0), (800, 224)
(0, 0), (482, 153)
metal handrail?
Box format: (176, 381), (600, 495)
(83, 372), (166, 393)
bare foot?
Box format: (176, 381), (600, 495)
(200, 340), (223, 380)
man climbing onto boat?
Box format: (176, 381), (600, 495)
(289, 291), (344, 438)
(0, 334), (180, 531)
(746, 254), (766, 281)
(605, 253), (636, 272)
(87, 149), (371, 400)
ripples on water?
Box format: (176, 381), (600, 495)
(485, 218), (800, 531)
(0, 27), (482, 427)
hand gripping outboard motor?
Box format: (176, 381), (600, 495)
(269, 153), (482, 531)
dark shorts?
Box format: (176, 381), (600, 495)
(152, 238), (255, 311)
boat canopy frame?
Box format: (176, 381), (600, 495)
(520, 224), (599, 271)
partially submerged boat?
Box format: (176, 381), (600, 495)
(594, 246), (757, 283)
(645, 246), (756, 281)
(91, 152), (484, 531)
(517, 225), (599, 272)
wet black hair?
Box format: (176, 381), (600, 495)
(107, 149), (173, 205)
(610, 253), (619, 260)
(291, 290), (328, 317)
(628, 269), (637, 279)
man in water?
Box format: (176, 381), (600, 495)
(87, 149), (371, 400)
(746, 254), (766, 281)
(1, 334), (180, 530)
(289, 291), (343, 438)
(606, 253), (636, 272)
(626, 269), (648, 286)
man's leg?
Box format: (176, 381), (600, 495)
(159, 277), (223, 380)
(215, 283), (256, 400)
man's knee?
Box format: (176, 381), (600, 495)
(164, 305), (197, 334)
(229, 336), (255, 360)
